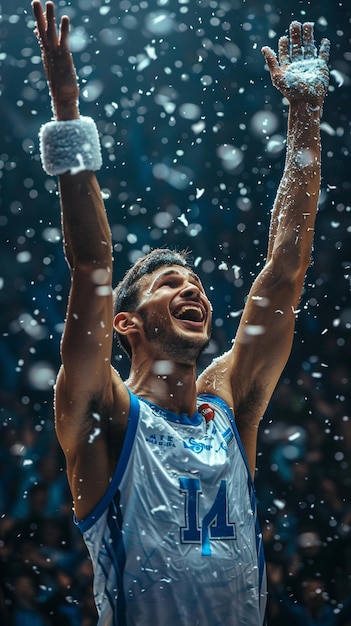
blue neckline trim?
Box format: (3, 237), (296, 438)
(138, 396), (203, 426)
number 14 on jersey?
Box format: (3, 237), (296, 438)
(179, 477), (237, 556)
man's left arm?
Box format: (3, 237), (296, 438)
(198, 22), (330, 474)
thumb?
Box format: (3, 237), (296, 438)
(261, 46), (279, 72)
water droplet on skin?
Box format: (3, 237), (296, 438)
(244, 324), (265, 336)
(152, 360), (174, 375)
(88, 427), (101, 444)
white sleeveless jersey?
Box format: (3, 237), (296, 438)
(76, 391), (267, 626)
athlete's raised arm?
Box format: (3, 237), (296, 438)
(198, 22), (330, 474)
(32, 1), (129, 520)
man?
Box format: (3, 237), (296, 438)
(32, 2), (330, 624)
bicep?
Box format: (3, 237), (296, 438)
(55, 263), (119, 464)
(54, 364), (130, 520)
(231, 262), (301, 412)
(200, 264), (299, 414)
(199, 262), (303, 472)
(60, 262), (114, 395)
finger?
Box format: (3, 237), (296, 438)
(319, 38), (331, 64)
(46, 1), (59, 47)
(302, 22), (316, 58)
(32, 0), (48, 44)
(278, 36), (290, 67)
(59, 15), (71, 49)
(261, 46), (280, 72)
(289, 21), (303, 60)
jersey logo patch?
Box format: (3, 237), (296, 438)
(183, 436), (212, 454)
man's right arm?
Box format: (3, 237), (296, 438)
(55, 169), (130, 519)
(32, 1), (130, 520)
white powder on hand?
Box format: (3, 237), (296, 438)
(285, 58), (329, 95)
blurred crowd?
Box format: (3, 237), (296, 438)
(257, 362), (351, 624)
(1, 0), (350, 623)
(0, 403), (97, 625)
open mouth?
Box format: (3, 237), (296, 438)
(172, 305), (205, 323)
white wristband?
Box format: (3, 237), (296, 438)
(39, 116), (102, 176)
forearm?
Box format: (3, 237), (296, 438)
(59, 170), (112, 271)
(55, 100), (79, 121)
(52, 71), (112, 270)
(267, 101), (322, 269)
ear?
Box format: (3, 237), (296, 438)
(113, 311), (142, 337)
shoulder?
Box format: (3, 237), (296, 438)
(197, 351), (236, 411)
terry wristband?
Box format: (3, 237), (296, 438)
(39, 116), (102, 176)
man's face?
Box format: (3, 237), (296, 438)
(135, 265), (212, 363)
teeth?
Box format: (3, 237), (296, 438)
(173, 305), (204, 322)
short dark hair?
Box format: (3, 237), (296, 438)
(113, 248), (192, 358)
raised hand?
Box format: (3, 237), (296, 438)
(262, 21), (330, 106)
(32, 0), (79, 119)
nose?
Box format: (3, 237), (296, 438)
(180, 283), (201, 300)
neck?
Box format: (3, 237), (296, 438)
(126, 354), (198, 415)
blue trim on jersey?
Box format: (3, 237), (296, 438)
(138, 396), (203, 426)
(198, 393), (267, 622)
(76, 389), (140, 533)
(198, 394), (253, 479)
(105, 494), (127, 626)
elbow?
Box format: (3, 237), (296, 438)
(71, 262), (113, 296)
(269, 238), (312, 283)
(261, 251), (310, 306)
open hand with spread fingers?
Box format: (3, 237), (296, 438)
(262, 21), (330, 106)
(32, 0), (79, 119)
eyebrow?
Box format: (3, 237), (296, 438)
(149, 268), (203, 291)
